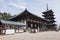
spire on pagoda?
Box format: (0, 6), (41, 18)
(46, 3), (49, 10)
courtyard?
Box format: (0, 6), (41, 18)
(0, 31), (60, 40)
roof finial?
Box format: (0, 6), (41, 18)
(46, 3), (48, 10)
(25, 8), (27, 10)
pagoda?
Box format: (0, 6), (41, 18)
(42, 4), (56, 30)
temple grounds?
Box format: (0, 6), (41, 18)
(0, 31), (60, 40)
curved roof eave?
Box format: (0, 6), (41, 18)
(8, 9), (50, 22)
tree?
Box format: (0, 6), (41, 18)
(0, 12), (13, 20)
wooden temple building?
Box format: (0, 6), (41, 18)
(0, 8), (56, 35)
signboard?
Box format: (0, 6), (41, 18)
(6, 29), (15, 34)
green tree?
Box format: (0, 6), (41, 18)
(0, 12), (12, 20)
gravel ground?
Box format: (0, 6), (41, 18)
(0, 31), (60, 40)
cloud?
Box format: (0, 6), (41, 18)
(9, 3), (26, 9)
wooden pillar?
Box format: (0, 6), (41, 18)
(37, 24), (39, 32)
(39, 24), (41, 32)
(39, 24), (42, 31)
(1, 29), (3, 35)
(18, 26), (19, 32)
(40, 24), (43, 31)
(33, 24), (36, 33)
(36, 24), (38, 32)
(42, 24), (45, 31)
(14, 26), (16, 33)
(23, 26), (26, 32)
(0, 29), (1, 35)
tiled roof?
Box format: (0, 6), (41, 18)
(0, 20), (26, 26)
(8, 9), (50, 21)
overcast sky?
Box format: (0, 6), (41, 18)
(0, 0), (60, 25)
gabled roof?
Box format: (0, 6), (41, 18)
(8, 9), (50, 21)
(8, 9), (28, 20)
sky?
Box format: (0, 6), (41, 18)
(0, 0), (60, 25)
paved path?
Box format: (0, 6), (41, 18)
(0, 31), (60, 40)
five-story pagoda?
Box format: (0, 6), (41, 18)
(42, 4), (56, 30)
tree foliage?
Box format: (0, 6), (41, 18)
(0, 12), (13, 20)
